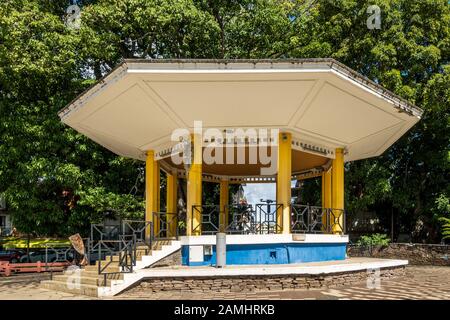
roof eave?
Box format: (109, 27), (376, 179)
(58, 58), (424, 121)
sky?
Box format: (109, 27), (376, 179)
(242, 181), (296, 206)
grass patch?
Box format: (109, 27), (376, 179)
(1, 237), (70, 249)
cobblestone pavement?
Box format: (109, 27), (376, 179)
(1, 266), (449, 300)
(0, 274), (93, 300)
(118, 266), (450, 300)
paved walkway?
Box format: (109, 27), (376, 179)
(130, 257), (407, 277)
(118, 265), (450, 300)
(0, 273), (93, 300)
(0, 266), (449, 300)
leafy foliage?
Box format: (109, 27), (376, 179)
(439, 217), (450, 240)
(0, 0), (448, 241)
(357, 233), (391, 247)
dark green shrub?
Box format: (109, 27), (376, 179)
(356, 233), (390, 247)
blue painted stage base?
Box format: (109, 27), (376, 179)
(182, 243), (347, 266)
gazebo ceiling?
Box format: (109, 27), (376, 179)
(59, 59), (422, 164)
(161, 147), (329, 177)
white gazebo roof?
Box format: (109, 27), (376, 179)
(59, 59), (422, 163)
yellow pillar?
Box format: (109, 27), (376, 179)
(145, 151), (159, 240)
(219, 179), (229, 232)
(321, 168), (332, 231)
(276, 132), (292, 234)
(166, 170), (178, 238)
(331, 148), (344, 234)
(186, 134), (202, 236)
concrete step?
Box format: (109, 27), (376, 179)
(79, 270), (124, 280)
(136, 250), (153, 258)
(53, 274), (97, 286)
(41, 280), (99, 297)
(152, 240), (172, 248)
(135, 241), (171, 251)
(92, 256), (120, 263)
(40, 239), (178, 297)
(84, 264), (121, 273)
(136, 248), (151, 254)
(91, 248), (151, 262)
(136, 245), (152, 251)
(52, 274), (117, 286)
(93, 255), (134, 266)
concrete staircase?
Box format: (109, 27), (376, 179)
(41, 240), (180, 297)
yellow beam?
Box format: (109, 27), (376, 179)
(219, 179), (229, 232)
(166, 170), (178, 238)
(331, 148), (344, 234)
(276, 132), (292, 234)
(145, 151), (159, 240)
(186, 133), (202, 235)
(321, 168), (332, 230)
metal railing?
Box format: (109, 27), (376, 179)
(88, 223), (121, 262)
(192, 203), (284, 235)
(97, 234), (136, 286)
(44, 245), (75, 264)
(225, 204), (255, 234)
(17, 244), (78, 280)
(87, 220), (153, 284)
(90, 223), (121, 242)
(190, 203), (345, 235)
(291, 204), (345, 234)
(122, 220), (152, 254)
(192, 205), (221, 235)
(152, 212), (178, 240)
(328, 207), (346, 234)
(17, 245), (74, 265)
(254, 203), (283, 234)
(0, 226), (12, 237)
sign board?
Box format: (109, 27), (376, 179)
(189, 246), (204, 263)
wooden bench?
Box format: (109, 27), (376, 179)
(0, 261), (71, 277)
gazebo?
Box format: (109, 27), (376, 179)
(59, 59), (422, 266)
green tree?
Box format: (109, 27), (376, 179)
(0, 0), (448, 242)
(0, 0), (144, 237)
(290, 0), (449, 242)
